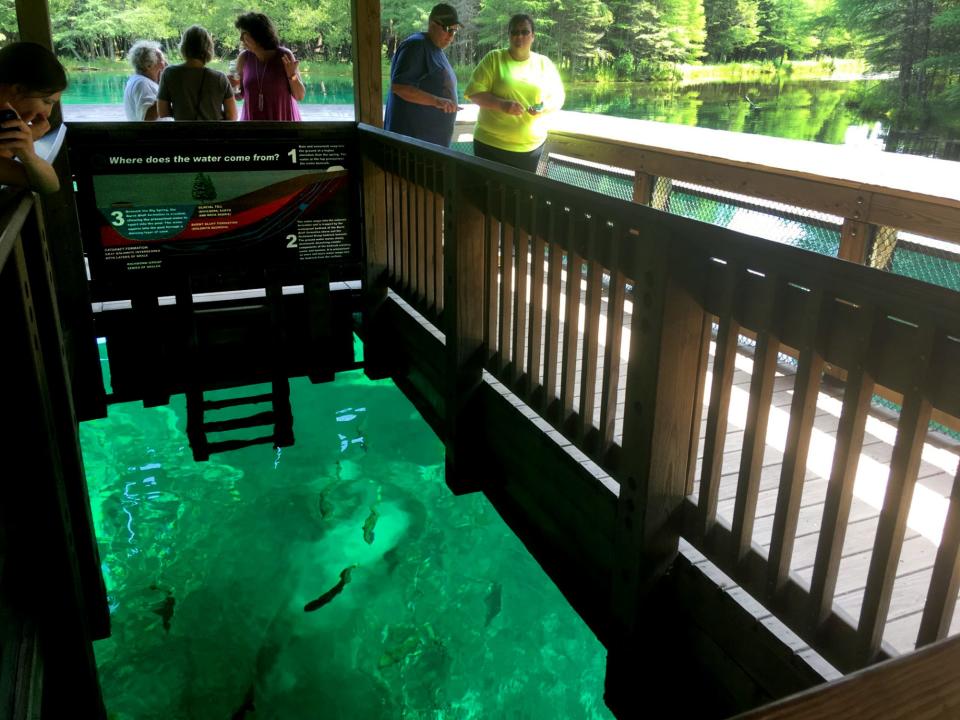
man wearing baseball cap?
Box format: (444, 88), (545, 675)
(385, 3), (462, 147)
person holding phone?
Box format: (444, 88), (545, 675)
(385, 3), (462, 147)
(465, 14), (564, 172)
(231, 12), (304, 121)
(0, 42), (67, 194)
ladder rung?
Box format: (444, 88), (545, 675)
(204, 411), (274, 433)
(205, 435), (276, 454)
(202, 393), (274, 411)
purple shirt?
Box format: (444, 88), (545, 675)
(238, 48), (301, 121)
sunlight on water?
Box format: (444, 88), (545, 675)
(81, 366), (612, 719)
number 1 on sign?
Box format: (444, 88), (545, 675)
(288, 149), (298, 164)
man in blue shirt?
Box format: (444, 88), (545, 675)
(385, 3), (461, 147)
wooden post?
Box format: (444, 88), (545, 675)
(838, 219), (872, 264)
(443, 163), (487, 494)
(360, 144), (392, 380)
(14, 0), (62, 128)
(351, 0), (382, 127)
(606, 234), (706, 714)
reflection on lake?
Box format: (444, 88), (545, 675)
(64, 74), (960, 160)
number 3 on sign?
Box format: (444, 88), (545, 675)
(110, 210), (125, 227)
(286, 234), (298, 248)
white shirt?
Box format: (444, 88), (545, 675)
(123, 74), (159, 121)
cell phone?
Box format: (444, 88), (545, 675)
(0, 108), (18, 131)
(528, 102), (544, 113)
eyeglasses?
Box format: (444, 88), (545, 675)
(510, 28), (532, 37)
(432, 20), (459, 34)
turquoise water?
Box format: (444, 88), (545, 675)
(81, 344), (613, 719)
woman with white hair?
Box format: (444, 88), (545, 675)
(123, 40), (166, 121)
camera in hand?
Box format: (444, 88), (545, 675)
(0, 108), (19, 132)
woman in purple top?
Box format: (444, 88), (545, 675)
(231, 12), (305, 121)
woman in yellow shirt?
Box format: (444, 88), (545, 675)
(465, 14), (564, 173)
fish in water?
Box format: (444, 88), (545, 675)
(484, 582), (502, 627)
(151, 591), (175, 633)
(230, 685), (255, 719)
(318, 486), (334, 520)
(304, 565), (356, 612)
(362, 506), (380, 545)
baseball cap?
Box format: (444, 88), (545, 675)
(429, 3), (462, 28)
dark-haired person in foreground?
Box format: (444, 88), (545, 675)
(465, 14), (564, 172)
(0, 42), (67, 193)
(158, 25), (237, 121)
(231, 12), (305, 121)
(385, 3), (462, 146)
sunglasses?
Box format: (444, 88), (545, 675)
(432, 20), (460, 34)
(510, 28), (532, 36)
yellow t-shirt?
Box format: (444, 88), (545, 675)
(465, 49), (565, 153)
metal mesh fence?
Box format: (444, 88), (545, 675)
(449, 142), (960, 292)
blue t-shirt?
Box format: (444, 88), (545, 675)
(385, 32), (457, 147)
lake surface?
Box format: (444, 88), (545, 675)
(63, 73), (959, 160)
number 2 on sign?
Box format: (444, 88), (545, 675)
(286, 234), (298, 248)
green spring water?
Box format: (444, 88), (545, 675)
(81, 342), (613, 719)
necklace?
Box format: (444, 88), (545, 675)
(254, 54), (266, 111)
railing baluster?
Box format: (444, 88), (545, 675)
(918, 459), (960, 646)
(498, 187), (515, 376)
(731, 275), (781, 563)
(767, 288), (825, 597)
(686, 316), (714, 495)
(697, 262), (740, 536)
(598, 223), (624, 459)
(511, 192), (530, 387)
(482, 182), (498, 357)
(541, 205), (562, 413)
(559, 210), (582, 427)
(423, 160), (436, 314)
(414, 156), (425, 303)
(434, 162), (444, 315)
(808, 305), (877, 631)
(578, 219), (603, 443)
(526, 196), (545, 399)
(857, 324), (936, 663)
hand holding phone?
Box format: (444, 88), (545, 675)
(527, 102), (544, 114)
(0, 107), (19, 131)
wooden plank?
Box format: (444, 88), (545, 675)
(731, 276), (781, 563)
(808, 307), (877, 629)
(559, 210), (582, 425)
(350, 0), (382, 127)
(917, 459), (960, 646)
(498, 187), (515, 375)
(541, 207), (563, 411)
(857, 325), (936, 664)
(687, 316), (713, 495)
(633, 171), (654, 205)
(767, 289), (825, 597)
(483, 182), (499, 356)
(578, 220), (603, 441)
(526, 196), (546, 398)
(442, 165), (487, 493)
(838, 219), (871, 265)
(511, 191), (530, 385)
(433, 163), (444, 314)
(599, 225), (626, 458)
(733, 634), (960, 720)
(697, 263), (740, 535)
(414, 157), (425, 303)
(423, 167), (437, 314)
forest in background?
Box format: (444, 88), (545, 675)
(1, 0), (958, 126)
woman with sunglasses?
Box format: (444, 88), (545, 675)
(385, 3), (462, 147)
(465, 14), (564, 172)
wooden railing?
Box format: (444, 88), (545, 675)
(359, 123), (960, 696)
(0, 146), (109, 716)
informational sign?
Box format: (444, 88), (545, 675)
(69, 125), (360, 298)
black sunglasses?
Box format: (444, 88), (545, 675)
(510, 28), (532, 36)
(432, 20), (460, 34)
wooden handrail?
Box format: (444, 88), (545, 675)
(358, 124), (960, 693)
(732, 633), (960, 719)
